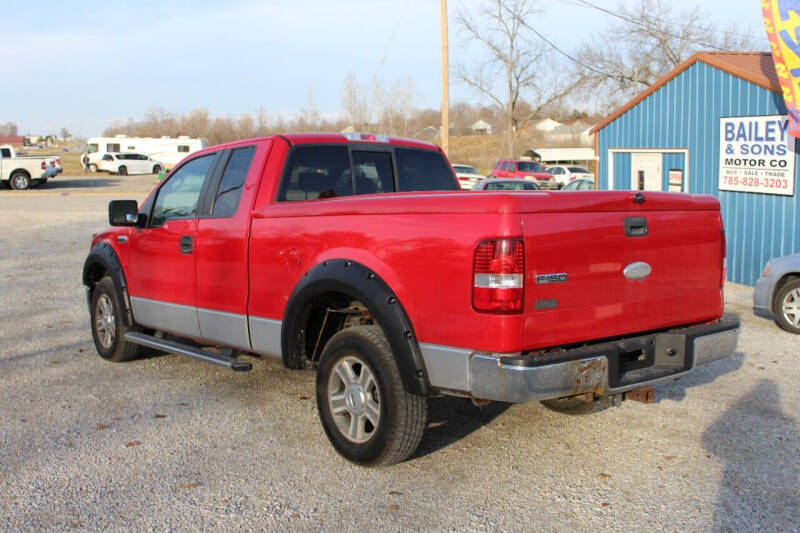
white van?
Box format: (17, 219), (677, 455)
(84, 135), (206, 171)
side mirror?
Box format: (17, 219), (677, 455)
(109, 200), (142, 226)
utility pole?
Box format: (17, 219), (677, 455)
(441, 0), (449, 156)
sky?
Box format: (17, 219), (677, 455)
(1, 0), (767, 137)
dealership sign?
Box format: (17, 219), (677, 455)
(719, 115), (796, 196)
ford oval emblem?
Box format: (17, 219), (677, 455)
(623, 261), (652, 280)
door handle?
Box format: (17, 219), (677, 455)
(624, 217), (648, 237)
(180, 235), (193, 254)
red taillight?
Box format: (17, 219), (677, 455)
(720, 228), (727, 287)
(41, 161), (46, 169)
(473, 238), (524, 313)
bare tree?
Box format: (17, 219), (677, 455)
(341, 71), (365, 129)
(574, 0), (757, 107)
(457, 0), (583, 156)
(0, 122), (18, 137)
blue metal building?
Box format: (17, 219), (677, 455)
(591, 52), (800, 286)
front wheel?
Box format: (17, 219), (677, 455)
(90, 277), (142, 362)
(775, 279), (800, 334)
(152, 165), (162, 175)
(9, 171), (31, 190)
(88, 164), (97, 173)
(316, 325), (427, 466)
(117, 166), (128, 176)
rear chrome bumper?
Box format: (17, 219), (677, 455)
(453, 319), (740, 403)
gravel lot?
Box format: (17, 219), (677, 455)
(0, 176), (798, 531)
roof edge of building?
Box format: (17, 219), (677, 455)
(589, 51), (777, 135)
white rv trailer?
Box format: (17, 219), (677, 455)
(84, 135), (206, 171)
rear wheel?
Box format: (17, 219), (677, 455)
(90, 277), (142, 362)
(117, 166), (128, 176)
(316, 325), (427, 466)
(88, 164), (97, 173)
(775, 279), (800, 334)
(9, 171), (31, 190)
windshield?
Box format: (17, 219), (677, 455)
(517, 161), (544, 172)
(568, 166), (590, 173)
(485, 181), (539, 190)
(87, 143), (99, 154)
(454, 165), (478, 174)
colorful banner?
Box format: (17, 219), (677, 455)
(763, 0), (800, 138)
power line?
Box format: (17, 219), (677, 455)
(520, 21), (609, 77)
(567, 0), (766, 48)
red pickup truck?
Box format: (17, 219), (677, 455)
(83, 133), (739, 465)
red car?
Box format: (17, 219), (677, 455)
(491, 158), (554, 188)
(83, 133), (738, 465)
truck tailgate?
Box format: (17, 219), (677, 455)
(521, 201), (724, 350)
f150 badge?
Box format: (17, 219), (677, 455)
(536, 273), (567, 284)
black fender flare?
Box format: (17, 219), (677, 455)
(82, 241), (134, 327)
(282, 259), (430, 396)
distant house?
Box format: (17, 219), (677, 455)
(545, 124), (594, 146)
(530, 118), (562, 132)
(0, 136), (25, 147)
(418, 126), (439, 141)
(470, 119), (493, 135)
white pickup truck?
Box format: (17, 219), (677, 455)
(0, 145), (62, 190)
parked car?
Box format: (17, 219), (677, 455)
(546, 165), (594, 188)
(0, 144), (60, 190)
(83, 132), (737, 466)
(472, 178), (540, 191)
(452, 163), (484, 190)
(490, 159), (554, 189)
(754, 253), (800, 334)
(98, 152), (165, 176)
(561, 178), (595, 191)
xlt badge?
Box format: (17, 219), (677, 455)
(536, 273), (568, 284)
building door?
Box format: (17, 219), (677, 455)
(631, 153), (662, 191)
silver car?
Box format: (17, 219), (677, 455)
(753, 253), (800, 334)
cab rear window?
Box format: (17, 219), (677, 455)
(278, 145), (458, 202)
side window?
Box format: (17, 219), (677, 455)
(508, 162), (516, 172)
(353, 151), (394, 194)
(0, 148), (11, 158)
(137, 154), (148, 160)
(87, 144), (98, 154)
(178, 145), (190, 153)
(494, 161), (502, 169)
(212, 147), (255, 217)
(500, 162), (508, 171)
(278, 146), (352, 201)
(107, 143), (120, 152)
(395, 148), (459, 192)
(151, 154), (215, 226)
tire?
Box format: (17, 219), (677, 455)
(541, 395), (613, 415)
(90, 277), (142, 362)
(9, 171), (31, 190)
(117, 166), (128, 176)
(316, 325), (427, 466)
(152, 165), (162, 175)
(88, 164), (97, 173)
(774, 279), (800, 334)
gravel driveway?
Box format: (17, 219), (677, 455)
(0, 178), (797, 531)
